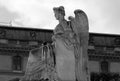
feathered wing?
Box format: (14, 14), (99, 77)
(74, 10), (90, 81)
(70, 9), (89, 37)
(69, 10), (90, 81)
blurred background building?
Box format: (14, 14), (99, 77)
(0, 25), (120, 81)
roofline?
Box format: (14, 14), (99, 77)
(90, 32), (120, 37)
(0, 25), (120, 37)
(0, 25), (53, 32)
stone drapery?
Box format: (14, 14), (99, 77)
(21, 44), (57, 81)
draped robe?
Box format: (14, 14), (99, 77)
(52, 20), (80, 81)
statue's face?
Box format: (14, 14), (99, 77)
(54, 11), (59, 20)
(54, 10), (64, 20)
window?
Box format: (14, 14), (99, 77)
(0, 29), (6, 38)
(100, 61), (109, 73)
(12, 55), (22, 71)
(114, 37), (120, 46)
(89, 36), (94, 45)
(30, 31), (36, 39)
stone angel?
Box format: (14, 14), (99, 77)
(52, 6), (90, 81)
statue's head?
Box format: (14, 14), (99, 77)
(53, 6), (65, 20)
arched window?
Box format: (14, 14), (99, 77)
(101, 61), (109, 73)
(12, 55), (22, 71)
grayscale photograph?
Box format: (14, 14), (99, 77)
(0, 0), (120, 81)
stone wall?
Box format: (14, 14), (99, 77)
(89, 61), (100, 72)
(0, 55), (12, 70)
(110, 62), (120, 73)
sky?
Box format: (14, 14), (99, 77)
(0, 0), (120, 34)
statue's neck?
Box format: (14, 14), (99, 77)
(59, 18), (66, 23)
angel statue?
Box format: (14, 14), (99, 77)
(52, 6), (90, 81)
(20, 6), (90, 81)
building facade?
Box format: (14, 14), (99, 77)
(0, 25), (120, 81)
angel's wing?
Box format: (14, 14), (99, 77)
(69, 9), (89, 36)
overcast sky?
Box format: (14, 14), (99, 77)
(0, 0), (120, 34)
